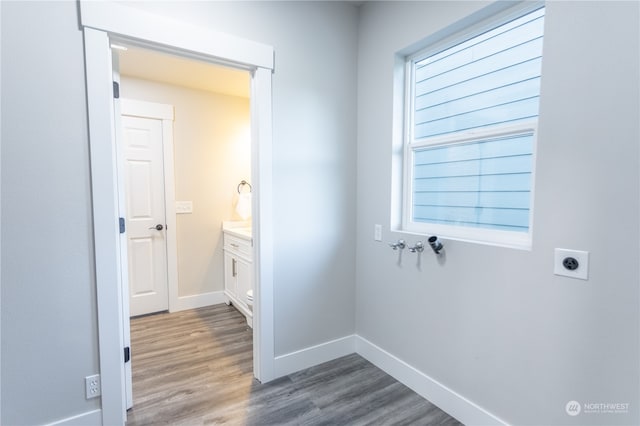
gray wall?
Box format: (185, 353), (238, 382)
(356, 1), (639, 425)
(1, 1), (358, 423)
(1, 1), (101, 424)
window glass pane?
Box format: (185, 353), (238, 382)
(415, 96), (539, 138)
(415, 12), (544, 80)
(413, 7), (544, 139)
(405, 6), (544, 243)
(412, 133), (534, 232)
(417, 7), (545, 69)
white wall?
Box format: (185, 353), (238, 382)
(356, 1), (639, 425)
(1, 1), (101, 424)
(1, 1), (358, 423)
(121, 76), (251, 298)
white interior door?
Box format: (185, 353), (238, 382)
(122, 115), (169, 317)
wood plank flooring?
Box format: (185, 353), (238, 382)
(127, 304), (462, 425)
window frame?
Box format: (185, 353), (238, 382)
(398, 2), (545, 250)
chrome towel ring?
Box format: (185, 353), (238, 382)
(237, 180), (252, 194)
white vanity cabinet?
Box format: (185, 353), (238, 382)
(223, 229), (253, 327)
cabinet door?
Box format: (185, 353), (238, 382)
(235, 257), (251, 311)
(223, 251), (237, 299)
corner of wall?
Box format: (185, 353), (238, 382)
(355, 336), (507, 426)
(273, 335), (356, 379)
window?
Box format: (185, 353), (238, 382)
(401, 5), (545, 248)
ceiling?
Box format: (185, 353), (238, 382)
(118, 45), (250, 98)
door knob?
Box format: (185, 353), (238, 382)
(149, 224), (164, 231)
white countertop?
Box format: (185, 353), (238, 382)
(222, 221), (252, 240)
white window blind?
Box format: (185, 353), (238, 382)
(405, 6), (545, 245)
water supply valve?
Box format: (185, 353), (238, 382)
(389, 239), (406, 250)
(409, 241), (424, 253)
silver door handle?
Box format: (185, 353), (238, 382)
(149, 224), (164, 231)
(232, 258), (237, 277)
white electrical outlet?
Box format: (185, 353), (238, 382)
(85, 374), (101, 399)
(374, 224), (382, 242)
(554, 248), (589, 280)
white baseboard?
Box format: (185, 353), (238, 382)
(356, 335), (507, 426)
(45, 409), (102, 426)
(172, 291), (226, 312)
(274, 334), (356, 378)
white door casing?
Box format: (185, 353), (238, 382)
(121, 115), (169, 316)
(81, 2), (275, 424)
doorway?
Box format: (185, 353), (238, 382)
(116, 45), (255, 410)
(117, 45), (253, 320)
(81, 2), (276, 423)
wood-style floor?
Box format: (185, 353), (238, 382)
(127, 304), (462, 425)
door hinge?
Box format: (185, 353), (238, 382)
(124, 346), (130, 363)
(119, 217), (125, 234)
(113, 81), (120, 99)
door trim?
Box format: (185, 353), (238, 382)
(120, 99), (178, 314)
(81, 3), (275, 424)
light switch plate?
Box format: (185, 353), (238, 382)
(176, 201), (193, 214)
(554, 248), (589, 280)
(374, 224), (382, 242)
